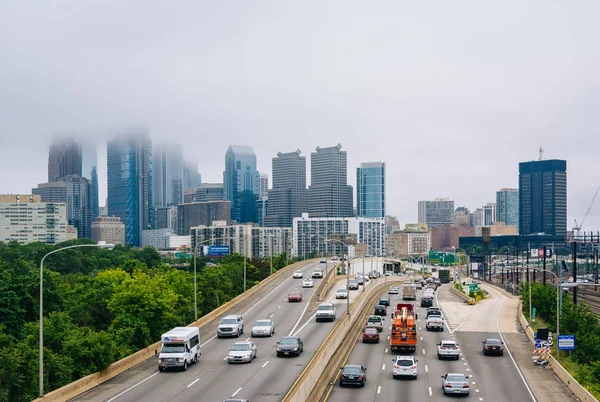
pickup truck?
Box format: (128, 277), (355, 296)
(426, 316), (444, 331)
(316, 303), (336, 322)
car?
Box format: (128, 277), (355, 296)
(320, 258), (326, 263)
(217, 315), (244, 338)
(316, 302), (336, 322)
(369, 270), (380, 279)
(293, 270), (303, 279)
(404, 280), (412, 285)
(288, 290), (303, 302)
(356, 276), (365, 285)
(374, 305), (387, 316)
(362, 327), (380, 343)
(332, 256), (339, 261)
(421, 297), (433, 308)
(437, 340), (460, 360)
(385, 271), (392, 276)
(276, 336), (303, 357)
(312, 269), (324, 278)
(482, 338), (504, 356)
(348, 280), (359, 290)
(427, 307), (442, 318)
(339, 364), (367, 387)
(335, 287), (348, 299)
(378, 296), (390, 306)
(392, 355), (418, 379)
(426, 316), (444, 331)
(441, 373), (470, 396)
(251, 319), (275, 337)
(222, 399), (250, 402)
(227, 341), (256, 364)
(302, 278), (314, 288)
(388, 286), (399, 294)
(366, 315), (384, 332)
(472, 278), (481, 284)
(415, 282), (423, 290)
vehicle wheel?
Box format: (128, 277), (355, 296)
(393, 375), (397, 380)
(437, 353), (442, 360)
(183, 360), (188, 371)
(193, 355), (198, 364)
(500, 351), (504, 356)
(217, 335), (221, 339)
(277, 352), (281, 357)
(414, 375), (418, 380)
(361, 382), (365, 387)
(158, 367), (164, 372)
(483, 351), (487, 356)
(241, 326), (244, 334)
(456, 355), (460, 360)
(339, 382), (344, 387)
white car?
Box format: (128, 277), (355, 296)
(227, 341), (257, 364)
(392, 355), (418, 379)
(251, 319), (275, 337)
(335, 287), (348, 299)
(437, 340), (460, 360)
(388, 286), (399, 294)
(426, 316), (444, 332)
(293, 270), (303, 279)
(312, 269), (324, 278)
(302, 278), (314, 288)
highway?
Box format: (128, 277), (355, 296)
(326, 271), (536, 402)
(73, 258), (384, 402)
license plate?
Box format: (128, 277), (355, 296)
(454, 390), (461, 393)
(284, 352), (289, 355)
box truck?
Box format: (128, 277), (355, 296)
(157, 327), (201, 372)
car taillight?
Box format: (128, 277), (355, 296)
(393, 364), (400, 369)
(463, 384), (469, 388)
(358, 375), (364, 380)
(453, 347), (458, 350)
(445, 384), (452, 388)
(410, 365), (416, 369)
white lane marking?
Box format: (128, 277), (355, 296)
(292, 313), (317, 336)
(420, 336), (423, 341)
(105, 372), (160, 402)
(223, 356), (228, 361)
(246, 337), (251, 341)
(418, 327), (421, 330)
(476, 389), (480, 392)
(428, 387), (432, 396)
(262, 360), (269, 368)
(231, 387), (242, 397)
(387, 336), (390, 340)
(269, 313), (274, 318)
(425, 365), (428, 373)
(466, 368), (470, 371)
(480, 398), (484, 401)
(488, 285), (537, 402)
(187, 378), (200, 388)
(385, 348), (388, 353)
(382, 364), (386, 370)
(288, 296), (313, 336)
(422, 349), (426, 354)
(377, 386), (382, 394)
(278, 305), (281, 309)
(464, 362), (467, 365)
(462, 357), (465, 360)
(472, 381), (476, 384)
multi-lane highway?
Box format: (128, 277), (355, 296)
(327, 272), (536, 402)
(73, 258), (383, 402)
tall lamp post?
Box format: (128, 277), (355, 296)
(327, 238), (353, 314)
(39, 243), (114, 398)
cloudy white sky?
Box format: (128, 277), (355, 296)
(1, 1), (599, 231)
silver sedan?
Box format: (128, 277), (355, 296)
(441, 373), (470, 396)
(251, 319), (275, 337)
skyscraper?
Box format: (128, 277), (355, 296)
(107, 133), (153, 246)
(417, 198), (455, 227)
(48, 136), (82, 181)
(356, 162), (385, 218)
(223, 145), (259, 223)
(259, 173), (269, 199)
(81, 142), (99, 219)
(519, 159), (567, 237)
(183, 160), (202, 191)
(307, 144), (353, 218)
(482, 203), (497, 226)
(496, 188), (519, 228)
(153, 143), (184, 207)
(265, 150), (308, 227)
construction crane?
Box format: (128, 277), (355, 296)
(573, 184), (600, 237)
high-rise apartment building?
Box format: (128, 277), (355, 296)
(356, 162), (385, 218)
(154, 205), (178, 230)
(265, 150), (308, 227)
(417, 198), (455, 227)
(496, 188), (519, 229)
(32, 175), (93, 239)
(483, 203), (497, 226)
(473, 208), (483, 227)
(107, 133), (153, 246)
(223, 145), (259, 223)
(153, 143), (184, 207)
(519, 159), (567, 237)
(91, 216), (125, 245)
(259, 173), (269, 199)
(0, 194), (67, 244)
(453, 207), (470, 226)
(195, 183), (225, 202)
(48, 136), (82, 181)
(308, 144), (353, 218)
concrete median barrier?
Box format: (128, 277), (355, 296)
(450, 283), (475, 303)
(33, 258), (318, 402)
(282, 277), (404, 402)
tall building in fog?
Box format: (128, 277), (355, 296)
(519, 159), (567, 237)
(48, 136), (82, 181)
(223, 145), (259, 223)
(81, 141), (99, 219)
(356, 162), (385, 218)
(496, 188), (519, 229)
(183, 161), (202, 191)
(107, 133), (153, 246)
(265, 150), (308, 227)
(153, 143), (184, 207)
(418, 198), (455, 227)
(308, 144), (353, 218)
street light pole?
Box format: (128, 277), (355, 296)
(269, 233), (273, 276)
(39, 243), (114, 397)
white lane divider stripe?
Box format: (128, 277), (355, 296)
(422, 349), (426, 354)
(425, 365), (428, 373)
(262, 360), (269, 368)
(292, 313), (317, 337)
(428, 387), (432, 397)
(105, 372), (160, 402)
(231, 387), (242, 397)
(223, 356), (228, 361)
(381, 364), (385, 370)
(187, 378), (200, 388)
(377, 386), (381, 394)
(288, 296), (313, 336)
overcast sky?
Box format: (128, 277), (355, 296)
(1, 1), (599, 231)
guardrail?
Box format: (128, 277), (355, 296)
(517, 301), (598, 402)
(319, 269), (341, 302)
(282, 276), (404, 402)
(34, 258), (318, 402)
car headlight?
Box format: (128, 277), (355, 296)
(177, 358), (184, 362)
(158, 358), (163, 363)
(293, 347), (299, 351)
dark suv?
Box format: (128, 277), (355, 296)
(426, 307), (442, 318)
(421, 297), (433, 308)
(374, 305), (387, 316)
(378, 296), (390, 306)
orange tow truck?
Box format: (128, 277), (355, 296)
(390, 303), (418, 353)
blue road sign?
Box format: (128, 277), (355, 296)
(558, 335), (575, 351)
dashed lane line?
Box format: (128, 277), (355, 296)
(186, 379), (200, 388)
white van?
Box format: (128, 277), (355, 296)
(157, 327), (201, 371)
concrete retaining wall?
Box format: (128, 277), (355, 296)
(517, 300), (598, 402)
(450, 284), (473, 302)
(34, 258), (318, 402)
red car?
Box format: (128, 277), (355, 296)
(288, 290), (303, 302)
(363, 327), (380, 343)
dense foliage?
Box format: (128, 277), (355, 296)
(0, 240), (291, 401)
(520, 282), (600, 397)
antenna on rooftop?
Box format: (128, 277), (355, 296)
(538, 146), (544, 161)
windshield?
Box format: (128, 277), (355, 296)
(254, 320), (271, 326)
(486, 339), (501, 345)
(368, 317), (381, 322)
(447, 375), (466, 382)
(231, 343), (251, 351)
(337, 288), (346, 292)
(221, 318), (238, 325)
(441, 343), (456, 348)
(161, 343), (185, 353)
(279, 338), (298, 345)
(396, 359), (414, 366)
(318, 305), (333, 310)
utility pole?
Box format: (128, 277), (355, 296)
(573, 242), (578, 305)
(543, 245), (547, 285)
(526, 242), (530, 282)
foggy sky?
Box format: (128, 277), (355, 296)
(1, 1), (599, 230)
